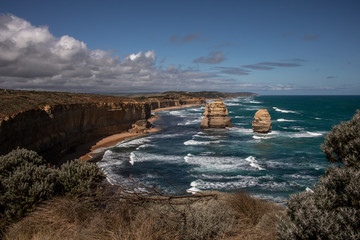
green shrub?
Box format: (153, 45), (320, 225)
(0, 163), (58, 222)
(278, 167), (360, 239)
(0, 148), (104, 228)
(0, 149), (58, 224)
(278, 110), (360, 239)
(58, 159), (105, 196)
(322, 110), (360, 168)
(0, 148), (45, 179)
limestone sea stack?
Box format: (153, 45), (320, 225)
(252, 109), (272, 133)
(201, 100), (232, 128)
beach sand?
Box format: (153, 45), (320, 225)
(80, 103), (204, 161)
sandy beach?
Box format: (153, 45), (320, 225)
(80, 103), (204, 161)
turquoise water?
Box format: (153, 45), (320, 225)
(98, 96), (360, 202)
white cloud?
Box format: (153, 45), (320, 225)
(51, 35), (87, 61)
(0, 14), (334, 94)
(0, 15), (171, 92)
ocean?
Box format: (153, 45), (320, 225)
(97, 96), (360, 203)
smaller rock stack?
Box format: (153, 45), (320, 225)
(201, 100), (232, 128)
(252, 109), (272, 133)
(128, 120), (152, 133)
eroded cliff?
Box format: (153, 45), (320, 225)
(147, 97), (206, 110)
(0, 90), (206, 162)
(0, 100), (151, 162)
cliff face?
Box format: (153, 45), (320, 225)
(201, 100), (232, 128)
(147, 97), (206, 110)
(0, 101), (151, 161)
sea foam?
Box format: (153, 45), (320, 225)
(129, 152), (138, 165)
(273, 107), (298, 114)
(277, 118), (296, 122)
(116, 137), (150, 148)
(245, 156), (265, 170)
(183, 139), (221, 145)
(290, 131), (324, 138)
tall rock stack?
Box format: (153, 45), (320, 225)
(252, 109), (272, 133)
(200, 100), (232, 128)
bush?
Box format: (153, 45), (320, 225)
(278, 110), (360, 239)
(0, 148), (45, 178)
(58, 159), (105, 196)
(278, 167), (360, 239)
(1, 163), (58, 223)
(0, 148), (104, 229)
(322, 110), (360, 168)
(0, 149), (58, 223)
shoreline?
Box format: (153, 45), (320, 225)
(79, 103), (205, 161)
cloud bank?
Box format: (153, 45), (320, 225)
(0, 15), (228, 92)
(0, 15), (331, 94)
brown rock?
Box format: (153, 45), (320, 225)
(201, 100), (232, 128)
(128, 119), (152, 133)
(252, 109), (272, 133)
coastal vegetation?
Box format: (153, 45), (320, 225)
(278, 110), (360, 239)
(0, 148), (105, 232)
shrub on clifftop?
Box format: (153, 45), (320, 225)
(0, 149), (58, 222)
(278, 110), (360, 239)
(0, 148), (104, 229)
(322, 110), (360, 168)
(58, 159), (105, 196)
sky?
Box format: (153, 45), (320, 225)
(0, 0), (359, 95)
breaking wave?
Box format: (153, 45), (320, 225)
(273, 107), (298, 114)
(277, 118), (296, 122)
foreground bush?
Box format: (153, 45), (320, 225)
(0, 148), (104, 232)
(278, 110), (360, 239)
(0, 149), (58, 223)
(58, 159), (105, 196)
(322, 110), (360, 168)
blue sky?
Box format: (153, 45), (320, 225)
(1, 0), (359, 94)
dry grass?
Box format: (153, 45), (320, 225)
(225, 191), (285, 240)
(4, 185), (284, 240)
